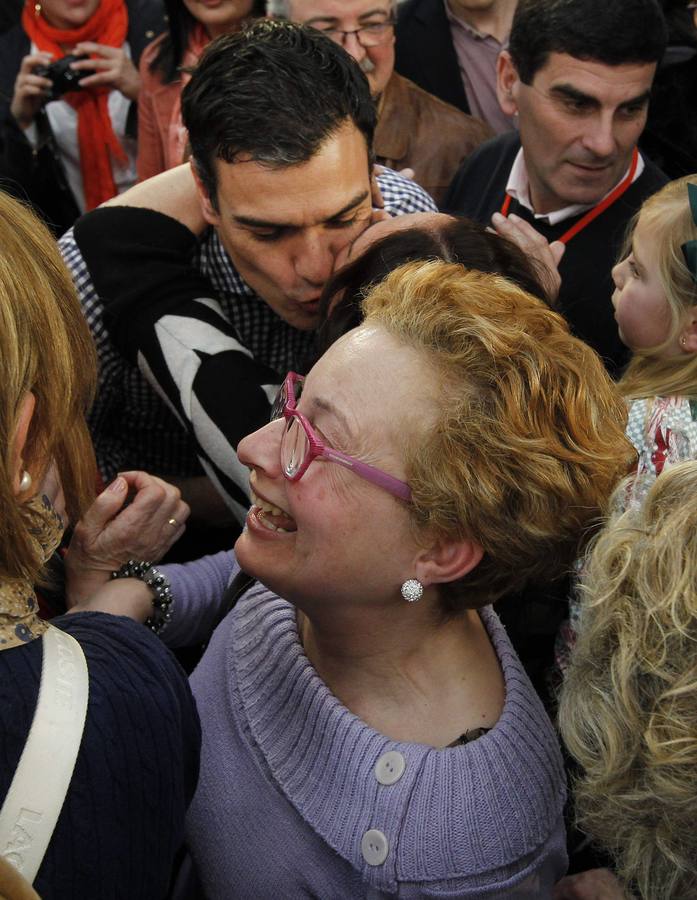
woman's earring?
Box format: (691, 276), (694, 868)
(34, 3), (42, 16)
(681, 335), (688, 348)
(401, 579), (423, 603)
(19, 470), (32, 492)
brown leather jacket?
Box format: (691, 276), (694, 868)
(375, 72), (493, 207)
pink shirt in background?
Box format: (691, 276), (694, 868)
(445, 0), (515, 134)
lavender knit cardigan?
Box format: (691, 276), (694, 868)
(163, 551), (568, 898)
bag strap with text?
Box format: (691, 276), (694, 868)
(0, 626), (89, 885)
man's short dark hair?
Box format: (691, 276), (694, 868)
(181, 20), (377, 206)
(509, 0), (668, 84)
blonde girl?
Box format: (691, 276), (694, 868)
(612, 176), (697, 506)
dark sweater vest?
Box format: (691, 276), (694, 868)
(0, 613), (200, 899)
(443, 133), (668, 377)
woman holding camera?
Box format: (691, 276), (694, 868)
(0, 0), (166, 235)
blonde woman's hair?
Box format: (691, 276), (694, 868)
(559, 460), (697, 899)
(619, 176), (697, 401)
(362, 260), (634, 611)
(0, 193), (97, 582)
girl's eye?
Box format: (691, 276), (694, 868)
(629, 261), (640, 278)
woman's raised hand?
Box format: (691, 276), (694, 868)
(64, 470), (190, 607)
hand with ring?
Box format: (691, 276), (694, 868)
(64, 470), (190, 607)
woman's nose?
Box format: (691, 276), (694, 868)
(237, 418), (284, 478)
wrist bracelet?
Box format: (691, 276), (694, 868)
(110, 559), (173, 635)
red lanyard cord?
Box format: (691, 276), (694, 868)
(499, 147), (640, 245)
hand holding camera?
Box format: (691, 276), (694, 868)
(10, 51), (54, 129)
(70, 42), (141, 102)
(11, 43), (139, 130)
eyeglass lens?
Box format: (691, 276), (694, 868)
(282, 416), (309, 478)
(323, 22), (393, 48)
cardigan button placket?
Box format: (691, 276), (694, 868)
(361, 829), (389, 866)
(374, 750), (406, 786)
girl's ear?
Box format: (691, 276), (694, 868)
(680, 307), (697, 353)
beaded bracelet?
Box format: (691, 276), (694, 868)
(110, 559), (173, 635)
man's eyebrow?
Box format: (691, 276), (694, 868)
(305, 16), (340, 26)
(550, 83), (651, 109)
(306, 8), (390, 26)
(358, 7), (392, 19)
(549, 84), (599, 105)
(231, 190), (370, 230)
(618, 90), (651, 108)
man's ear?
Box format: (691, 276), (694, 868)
(413, 535), (484, 588)
(497, 50), (521, 117)
(189, 158), (220, 227)
(12, 392), (36, 495)
(679, 307), (697, 353)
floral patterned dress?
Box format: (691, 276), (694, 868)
(555, 395), (697, 678)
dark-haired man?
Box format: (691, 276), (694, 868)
(60, 21), (436, 531)
(444, 0), (669, 375)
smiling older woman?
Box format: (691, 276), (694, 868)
(90, 259), (633, 896)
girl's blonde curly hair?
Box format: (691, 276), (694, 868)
(559, 460), (697, 899)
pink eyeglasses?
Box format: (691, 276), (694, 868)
(271, 372), (412, 502)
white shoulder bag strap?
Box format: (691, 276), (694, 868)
(0, 625), (89, 885)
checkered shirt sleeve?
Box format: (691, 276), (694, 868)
(377, 168), (438, 215)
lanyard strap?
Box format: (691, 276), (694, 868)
(500, 147), (640, 245)
(0, 626), (89, 884)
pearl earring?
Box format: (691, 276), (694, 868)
(401, 579), (423, 603)
(681, 336), (688, 348)
(19, 470), (32, 492)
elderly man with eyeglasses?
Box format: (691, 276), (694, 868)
(268, 0), (492, 206)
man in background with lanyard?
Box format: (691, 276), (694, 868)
(444, 0), (668, 376)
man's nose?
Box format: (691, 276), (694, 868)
(581, 114), (616, 159)
(294, 231), (335, 288)
(340, 30), (368, 64)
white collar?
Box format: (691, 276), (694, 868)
(505, 147), (645, 226)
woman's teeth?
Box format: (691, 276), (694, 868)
(251, 491), (284, 517)
(250, 491), (292, 533)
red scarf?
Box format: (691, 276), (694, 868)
(23, 0), (129, 210)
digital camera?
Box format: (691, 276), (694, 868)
(34, 54), (93, 101)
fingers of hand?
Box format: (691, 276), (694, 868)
(69, 57), (116, 72)
(73, 476), (129, 542)
(116, 472), (185, 526)
(20, 53), (53, 74)
(71, 72), (118, 90)
(370, 167), (385, 209)
(492, 212), (547, 249)
(18, 73), (53, 91)
(369, 208), (391, 227)
(550, 240), (566, 266)
(73, 42), (119, 58)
